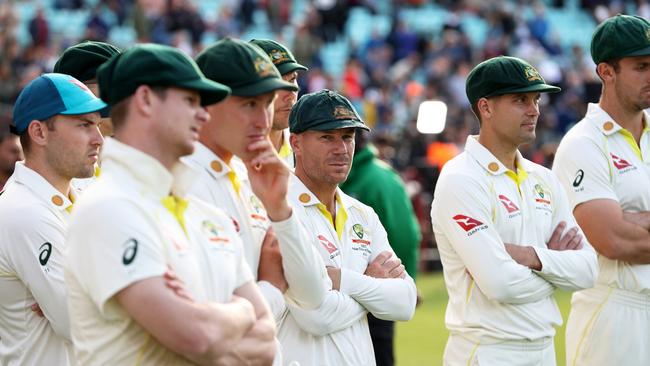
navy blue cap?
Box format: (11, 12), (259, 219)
(12, 73), (107, 135)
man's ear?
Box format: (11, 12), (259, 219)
(26, 119), (51, 148)
(132, 85), (157, 118)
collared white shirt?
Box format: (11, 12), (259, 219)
(278, 174), (416, 366)
(553, 103), (650, 293)
(0, 162), (75, 366)
(431, 136), (598, 342)
(183, 143), (328, 318)
(65, 138), (252, 365)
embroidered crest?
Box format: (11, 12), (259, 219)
(524, 66), (542, 82)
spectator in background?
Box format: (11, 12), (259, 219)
(0, 127), (22, 190)
(340, 129), (421, 366)
(28, 8), (49, 48)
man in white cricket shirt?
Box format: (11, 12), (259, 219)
(250, 38), (309, 168)
(553, 14), (650, 366)
(279, 89), (417, 366)
(431, 56), (598, 365)
(0, 73), (105, 365)
(65, 44), (276, 365)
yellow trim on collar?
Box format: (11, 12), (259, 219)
(278, 140), (292, 159)
(161, 195), (189, 235)
(316, 194), (348, 241)
(226, 164), (242, 196)
(617, 127), (650, 161)
(504, 162), (528, 193)
(65, 192), (75, 214)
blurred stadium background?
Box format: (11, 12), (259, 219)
(1, 0), (646, 364)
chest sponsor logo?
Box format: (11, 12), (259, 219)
(317, 235), (340, 258)
(249, 195), (267, 221)
(611, 153), (636, 172)
(231, 216), (240, 233)
(351, 223), (370, 245)
(122, 239), (138, 265)
(498, 194), (519, 214)
(534, 184), (551, 204)
(452, 214), (488, 236)
(202, 220), (230, 244)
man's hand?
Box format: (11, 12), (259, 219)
(163, 267), (194, 302)
(215, 315), (277, 365)
(623, 211), (650, 231)
(31, 303), (44, 317)
(244, 138), (292, 222)
(547, 221), (583, 251)
(364, 251), (406, 279)
(504, 244), (543, 270)
(327, 266), (341, 290)
(257, 228), (288, 293)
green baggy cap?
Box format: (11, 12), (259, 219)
(289, 89), (370, 134)
(465, 56), (561, 104)
(196, 38), (298, 97)
(249, 39), (308, 75)
(591, 14), (650, 64)
(54, 41), (122, 82)
(97, 43), (231, 106)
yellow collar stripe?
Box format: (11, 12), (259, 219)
(161, 195), (189, 234)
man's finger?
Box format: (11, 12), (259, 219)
(548, 221), (566, 247)
(372, 251), (392, 265)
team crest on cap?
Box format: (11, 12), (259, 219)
(645, 27), (650, 42)
(333, 106), (357, 120)
(524, 66), (542, 82)
(269, 49), (290, 64)
(254, 57), (275, 77)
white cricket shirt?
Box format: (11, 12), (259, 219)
(0, 163), (75, 366)
(65, 138), (253, 365)
(431, 136), (598, 342)
(553, 103), (650, 293)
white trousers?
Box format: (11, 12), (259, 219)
(444, 333), (556, 366)
(566, 284), (650, 366)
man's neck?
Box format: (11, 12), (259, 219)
(477, 133), (518, 172)
(600, 94), (645, 143)
(295, 167), (337, 214)
(269, 128), (284, 153)
(198, 136), (233, 164)
(24, 159), (71, 197)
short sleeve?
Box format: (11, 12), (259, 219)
(65, 199), (167, 314)
(553, 135), (617, 209)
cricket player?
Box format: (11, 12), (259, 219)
(0, 73), (106, 365)
(53, 40), (121, 137)
(186, 38), (329, 322)
(553, 15), (650, 366)
(431, 56), (598, 365)
(65, 44), (276, 365)
(279, 89), (417, 366)
(250, 38), (308, 167)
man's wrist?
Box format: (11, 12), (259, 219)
(265, 201), (292, 222)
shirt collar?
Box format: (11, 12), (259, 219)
(585, 103), (650, 136)
(10, 162), (74, 212)
(188, 142), (243, 180)
(289, 173), (358, 210)
(464, 135), (533, 176)
(101, 138), (197, 199)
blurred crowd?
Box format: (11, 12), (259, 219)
(1, 0), (648, 269)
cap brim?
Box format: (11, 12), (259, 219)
(489, 83), (561, 98)
(231, 77), (299, 97)
(60, 98), (107, 116)
(623, 45), (650, 59)
(307, 119), (370, 132)
(277, 62), (308, 75)
(177, 77), (232, 106)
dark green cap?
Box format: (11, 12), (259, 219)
(249, 39), (308, 75)
(289, 89), (370, 133)
(196, 38), (298, 97)
(465, 56), (561, 104)
(97, 43), (231, 107)
(591, 14), (650, 64)
(54, 41), (121, 82)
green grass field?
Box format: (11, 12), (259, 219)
(394, 272), (572, 365)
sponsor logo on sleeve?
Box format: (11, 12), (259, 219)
(39, 242), (52, 271)
(573, 169), (584, 187)
(452, 214), (488, 236)
(122, 239), (138, 265)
